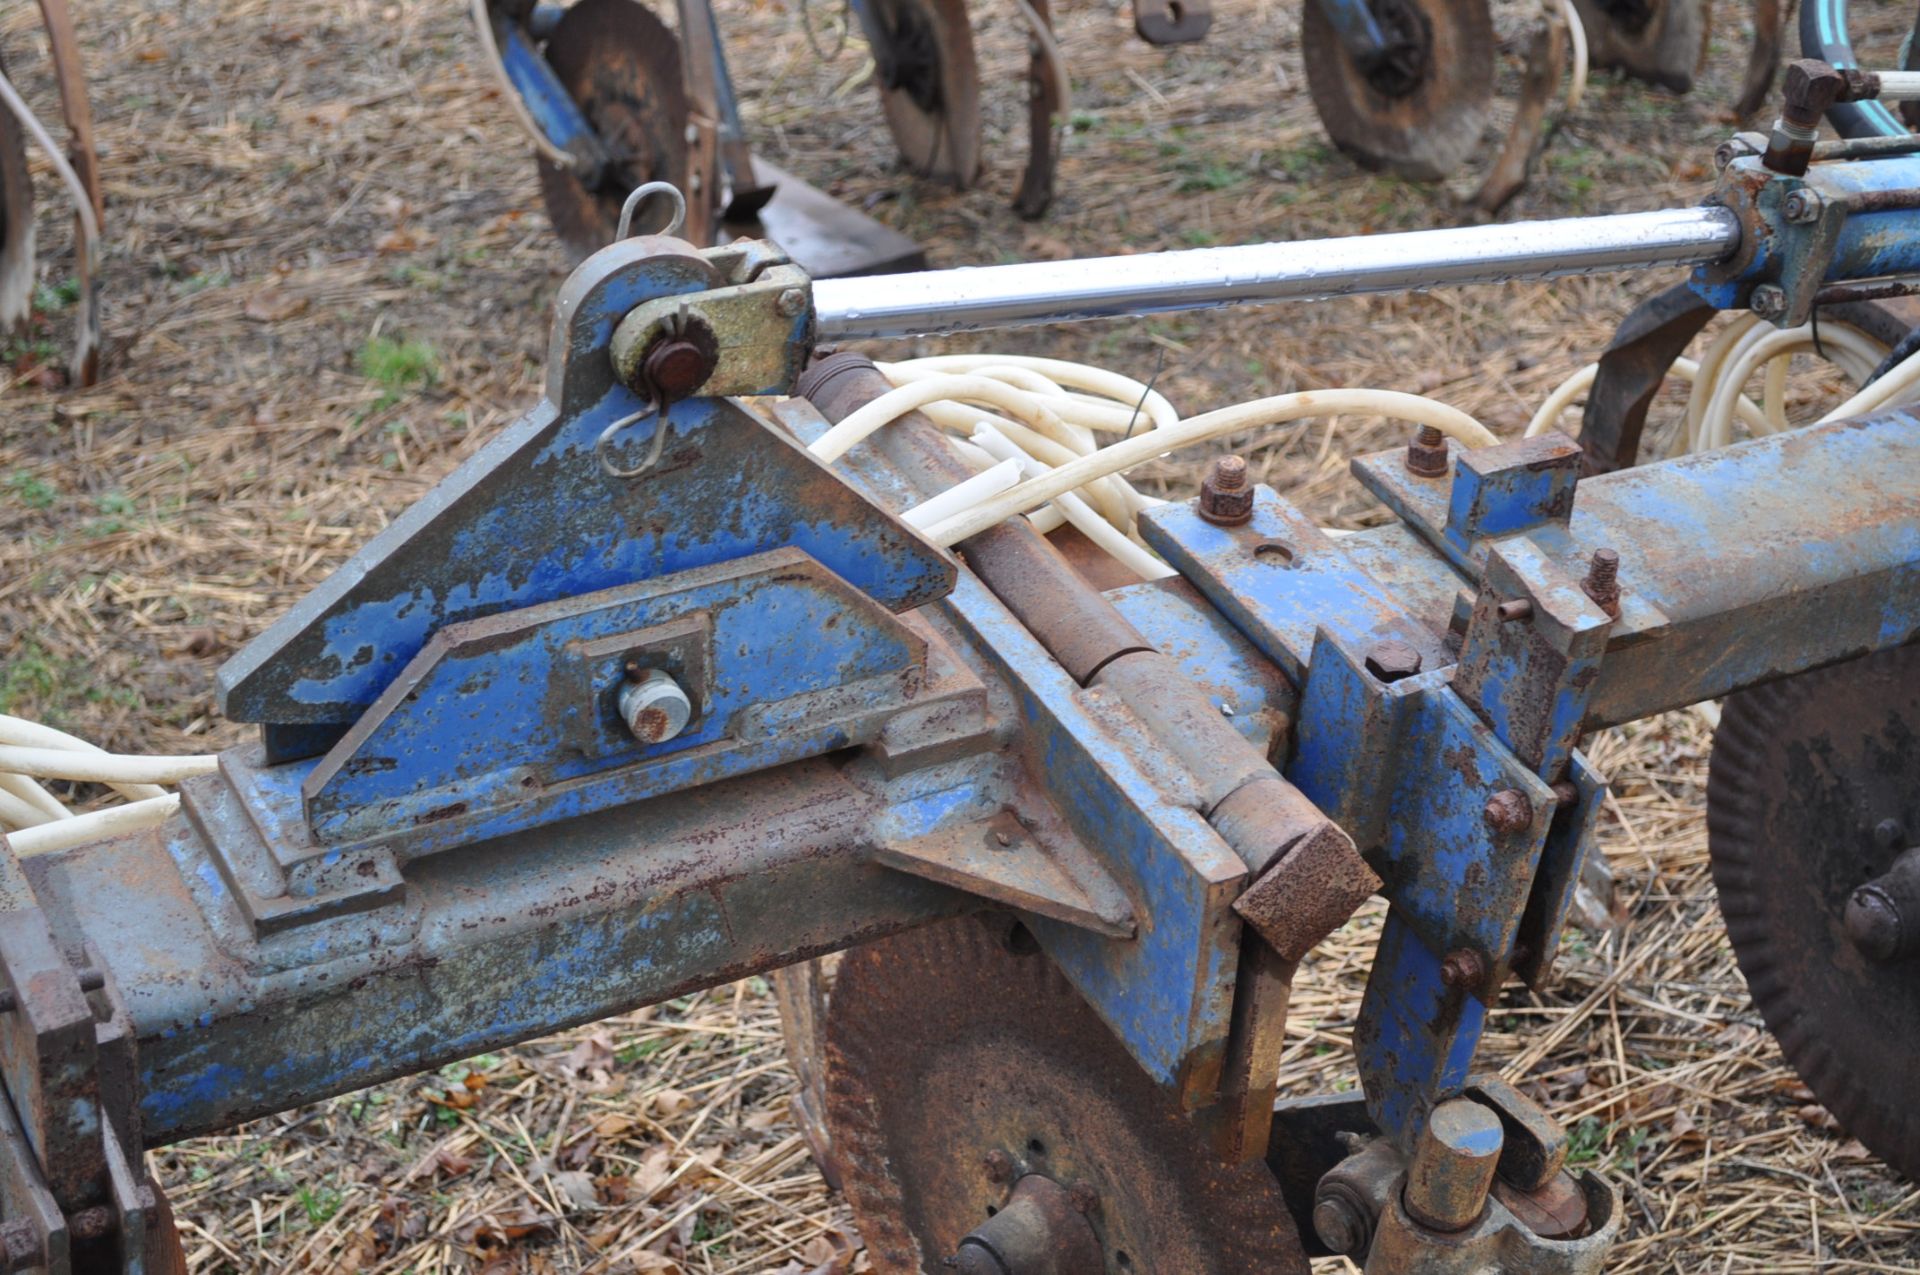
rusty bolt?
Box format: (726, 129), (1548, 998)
(1551, 779), (1579, 807)
(1364, 639), (1423, 683)
(776, 287), (807, 318)
(1439, 948), (1485, 990)
(1495, 598), (1534, 624)
(619, 669), (693, 745)
(1783, 188), (1825, 224)
(1782, 59), (1846, 128)
(983, 1149), (1016, 1184)
(1068, 1181), (1100, 1215)
(1845, 887), (1906, 963)
(1312, 1192), (1370, 1255)
(643, 335), (718, 401)
(1581, 548), (1621, 617)
(1750, 285), (1788, 320)
(1484, 789), (1534, 836)
(1198, 454), (1255, 525)
(1405, 425), (1450, 478)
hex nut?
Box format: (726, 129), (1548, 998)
(1364, 639), (1423, 683)
(1483, 789), (1534, 836)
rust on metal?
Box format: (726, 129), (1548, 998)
(1403, 1099), (1503, 1232)
(949, 1172), (1104, 1274)
(1404, 426), (1450, 478)
(1710, 644), (1920, 1178)
(1364, 639), (1423, 683)
(1466, 1074), (1568, 1192)
(1198, 455), (1255, 526)
(822, 916), (1311, 1274)
(1580, 548), (1622, 618)
(1230, 820), (1381, 962)
(1483, 789), (1534, 836)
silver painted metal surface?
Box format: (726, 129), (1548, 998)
(812, 207), (1743, 338)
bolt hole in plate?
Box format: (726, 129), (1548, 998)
(1254, 540), (1296, 565)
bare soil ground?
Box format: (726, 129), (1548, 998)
(4, 0), (1920, 1267)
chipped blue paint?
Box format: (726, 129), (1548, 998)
(943, 572), (1245, 1101)
(1355, 912), (1488, 1145)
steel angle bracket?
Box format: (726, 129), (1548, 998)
(299, 546), (937, 847)
(1140, 488), (1567, 1147)
(940, 570), (1248, 1108)
(217, 237), (953, 756)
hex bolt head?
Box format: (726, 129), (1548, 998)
(983, 1150), (1016, 1184)
(1405, 425), (1450, 478)
(1750, 284), (1788, 320)
(1484, 789), (1534, 836)
(1845, 886), (1908, 963)
(1198, 454), (1255, 525)
(1784, 188), (1825, 224)
(1404, 1099), (1504, 1232)
(1439, 948), (1485, 990)
(618, 669), (693, 745)
(1312, 1192), (1370, 1255)
(1364, 639), (1424, 683)
(776, 287), (808, 318)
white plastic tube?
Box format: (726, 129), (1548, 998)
(927, 389), (1493, 546)
(0, 773), (68, 822)
(902, 458), (1024, 530)
(0, 745), (217, 786)
(5, 795), (180, 858)
(969, 426), (1175, 579)
(0, 715), (168, 801)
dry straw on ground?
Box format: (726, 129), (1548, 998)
(2, 0), (1918, 1267)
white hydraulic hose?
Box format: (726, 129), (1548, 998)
(877, 356), (1180, 432)
(903, 458), (1024, 530)
(0, 773), (69, 823)
(5, 795), (180, 857)
(924, 389), (1494, 547)
(0, 715), (168, 802)
(1559, 0), (1589, 114)
(0, 745), (217, 787)
(1822, 342), (1920, 422)
(971, 424), (1175, 580)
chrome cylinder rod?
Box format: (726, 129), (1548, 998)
(812, 206), (1742, 340)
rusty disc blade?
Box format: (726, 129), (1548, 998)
(1709, 643), (1920, 1180)
(0, 57), (33, 334)
(1301, 0), (1493, 182)
(536, 0), (709, 258)
(865, 0), (982, 187)
(1568, 0), (1707, 95)
(823, 915), (1309, 1274)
